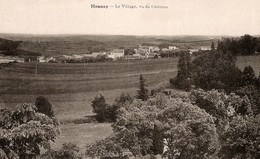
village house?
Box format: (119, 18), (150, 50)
(37, 56), (47, 63)
(0, 55), (24, 63)
(161, 48), (169, 52)
(107, 49), (124, 59)
(169, 46), (178, 50)
(13, 57), (24, 63)
(46, 56), (56, 62)
(147, 53), (158, 58)
(200, 46), (211, 51)
(53, 55), (67, 63)
(135, 48), (150, 55)
(149, 46), (160, 52)
(189, 48), (199, 54)
(91, 52), (106, 58)
(71, 54), (83, 60)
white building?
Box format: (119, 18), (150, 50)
(37, 56), (47, 63)
(71, 54), (83, 60)
(169, 46), (178, 50)
(107, 49), (124, 59)
(201, 46), (211, 51)
(46, 57), (56, 62)
(149, 46), (160, 52)
(92, 52), (106, 58)
(162, 48), (169, 52)
(0, 55), (24, 63)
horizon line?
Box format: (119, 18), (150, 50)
(1, 32), (256, 37)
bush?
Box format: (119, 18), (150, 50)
(92, 94), (110, 122)
(91, 94), (119, 122)
(35, 96), (54, 117)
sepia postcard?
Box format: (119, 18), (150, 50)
(0, 0), (260, 159)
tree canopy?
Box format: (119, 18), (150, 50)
(0, 104), (60, 159)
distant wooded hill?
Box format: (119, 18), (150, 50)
(0, 34), (243, 56)
(0, 38), (21, 51)
(0, 38), (41, 56)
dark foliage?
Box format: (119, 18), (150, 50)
(91, 94), (123, 122)
(211, 41), (215, 50)
(217, 34), (258, 56)
(137, 74), (149, 101)
(0, 38), (21, 51)
(35, 96), (54, 117)
(191, 50), (242, 92)
(220, 115), (260, 159)
(91, 94), (111, 122)
(0, 104), (59, 158)
(242, 65), (257, 86)
(170, 51), (191, 91)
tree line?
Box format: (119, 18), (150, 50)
(217, 34), (260, 56)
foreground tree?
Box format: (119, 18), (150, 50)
(0, 104), (60, 158)
(137, 74), (149, 101)
(190, 89), (253, 135)
(220, 115), (260, 159)
(87, 93), (219, 158)
(85, 135), (126, 158)
(157, 99), (219, 159)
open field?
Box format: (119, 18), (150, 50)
(237, 55), (260, 77)
(52, 123), (113, 154)
(0, 58), (178, 151)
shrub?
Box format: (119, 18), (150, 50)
(35, 96), (54, 117)
(91, 94), (111, 122)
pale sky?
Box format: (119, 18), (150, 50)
(0, 0), (259, 36)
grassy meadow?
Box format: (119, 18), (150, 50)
(0, 58), (178, 151)
(236, 55), (260, 77)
